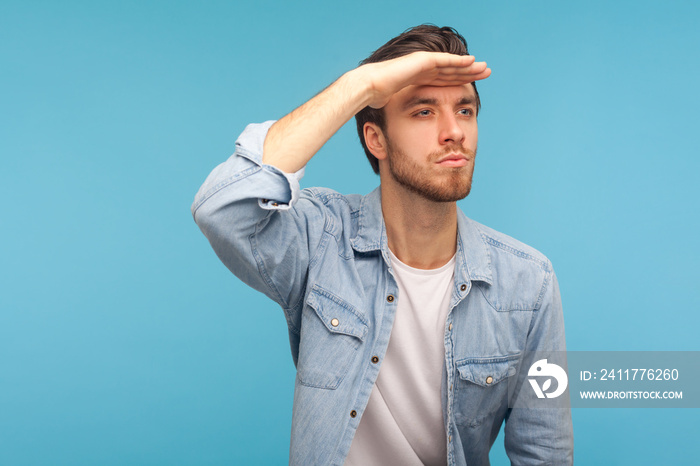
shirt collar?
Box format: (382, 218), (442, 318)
(351, 186), (493, 287)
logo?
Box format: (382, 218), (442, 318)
(528, 359), (568, 399)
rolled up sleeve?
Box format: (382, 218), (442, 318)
(191, 120), (305, 217)
(191, 121), (325, 328)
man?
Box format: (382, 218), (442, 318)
(192, 25), (573, 465)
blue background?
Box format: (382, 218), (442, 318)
(2, 1), (698, 464)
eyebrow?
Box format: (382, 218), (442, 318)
(401, 95), (478, 112)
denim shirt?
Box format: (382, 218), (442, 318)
(191, 121), (573, 466)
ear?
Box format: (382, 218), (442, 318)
(363, 122), (388, 161)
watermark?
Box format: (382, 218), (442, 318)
(504, 351), (700, 409)
(579, 390), (682, 400)
(528, 359), (568, 399)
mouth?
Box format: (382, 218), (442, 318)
(436, 153), (469, 167)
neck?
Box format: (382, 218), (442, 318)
(380, 183), (458, 270)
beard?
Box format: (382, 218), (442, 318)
(385, 138), (476, 203)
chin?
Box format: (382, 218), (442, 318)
(407, 181), (472, 203)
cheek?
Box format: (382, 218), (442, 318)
(403, 124), (438, 147)
(466, 125), (478, 150)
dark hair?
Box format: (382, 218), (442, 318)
(355, 24), (481, 174)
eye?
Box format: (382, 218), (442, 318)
(413, 109), (432, 117)
(458, 108), (474, 116)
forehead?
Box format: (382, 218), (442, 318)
(387, 83), (477, 111)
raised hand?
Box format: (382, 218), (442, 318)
(263, 51), (491, 173)
(357, 51), (491, 109)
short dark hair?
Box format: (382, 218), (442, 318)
(355, 24), (481, 174)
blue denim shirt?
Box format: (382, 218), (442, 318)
(191, 121), (573, 465)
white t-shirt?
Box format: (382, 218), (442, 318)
(344, 249), (455, 466)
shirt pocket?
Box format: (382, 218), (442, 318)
(296, 284), (368, 390)
(453, 353), (520, 427)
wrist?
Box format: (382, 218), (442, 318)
(341, 67), (375, 112)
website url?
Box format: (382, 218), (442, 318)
(579, 391), (683, 400)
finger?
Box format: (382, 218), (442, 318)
(458, 68), (492, 83)
(426, 79), (473, 86)
(458, 61), (488, 73)
(430, 52), (476, 69)
(424, 68), (492, 86)
(433, 65), (481, 74)
(469, 68), (492, 82)
(433, 62), (488, 79)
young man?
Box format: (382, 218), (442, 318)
(192, 25), (573, 466)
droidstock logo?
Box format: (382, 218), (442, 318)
(528, 359), (568, 399)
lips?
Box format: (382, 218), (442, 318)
(436, 153), (469, 167)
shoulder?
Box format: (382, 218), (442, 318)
(300, 187), (362, 210)
(466, 216), (554, 312)
(471, 218), (552, 272)
(297, 187), (363, 235)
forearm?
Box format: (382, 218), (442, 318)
(262, 69), (372, 173)
(262, 52), (490, 173)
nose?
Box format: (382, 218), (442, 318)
(438, 113), (465, 146)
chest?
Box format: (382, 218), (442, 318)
(296, 245), (533, 388)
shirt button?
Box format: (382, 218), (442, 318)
(371, 356), (379, 364)
(271, 202), (279, 207)
(350, 410), (357, 418)
(460, 284), (467, 291)
(449, 435), (452, 442)
(448, 323), (453, 331)
(386, 295), (395, 303)
(486, 376), (493, 384)
(330, 318), (339, 327)
(450, 384), (453, 391)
